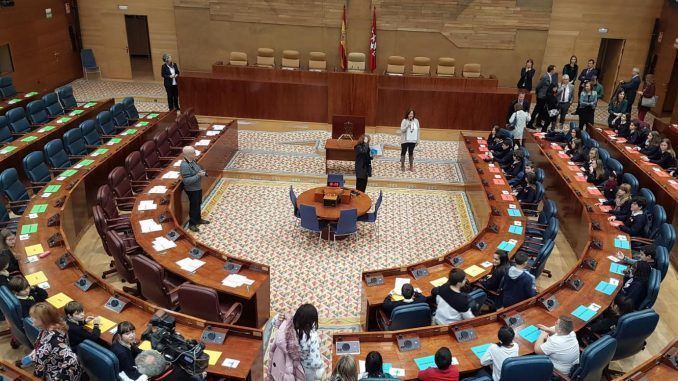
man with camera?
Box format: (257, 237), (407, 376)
(136, 350), (206, 381)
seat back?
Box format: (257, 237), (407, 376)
(256, 48), (275, 68)
(500, 355), (553, 381)
(26, 100), (49, 125)
(580, 130), (591, 147)
(110, 103), (129, 127)
(6, 107), (32, 134)
(597, 147), (610, 163)
(281, 50), (300, 69)
(131, 255), (175, 309)
(655, 246), (669, 281)
(0, 168), (29, 214)
(299, 204), (321, 232)
(648, 205), (665, 238)
(638, 268), (660, 310)
(411, 57), (431, 76)
(57, 85), (77, 110)
(335, 208), (358, 236)
(140, 140), (163, 169)
(77, 339), (120, 381)
(542, 217), (559, 241)
(96, 184), (122, 219)
(229, 51), (248, 66)
(570, 335), (617, 381)
(532, 181), (545, 204)
(177, 284), (223, 322)
(22, 317), (41, 345)
(638, 188), (655, 215)
(0, 286), (32, 349)
(586, 139), (599, 150)
(0, 202), (11, 224)
(22, 151), (51, 184)
(167, 122), (183, 147)
(538, 200), (558, 224)
(0, 116), (14, 143)
(347, 52), (366, 72)
(386, 56), (406, 75)
(79, 120), (102, 146)
(530, 239), (555, 279)
(289, 185), (299, 216)
(96, 110), (117, 135)
(184, 108), (200, 131)
(122, 97), (140, 121)
(534, 168), (545, 183)
(308, 52), (327, 71)
(44, 139), (71, 169)
(42, 93), (64, 118)
(467, 289), (487, 316)
(388, 303), (431, 330)
(125, 151), (148, 183)
(605, 158), (623, 178)
(436, 57), (456, 76)
(621, 173), (639, 196)
(80, 49), (98, 69)
(108, 166), (133, 198)
(611, 309), (659, 360)
(373, 191), (384, 216)
(656, 223), (676, 252)
(153, 129), (173, 157)
(103, 228), (138, 284)
(0, 76), (17, 98)
(63, 128), (88, 155)
(327, 173), (344, 188)
(462, 63), (482, 78)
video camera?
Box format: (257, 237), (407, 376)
(141, 312), (209, 376)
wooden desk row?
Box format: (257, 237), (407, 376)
(0, 99), (114, 182)
(0, 91), (41, 117)
(652, 119), (678, 150)
(178, 65), (523, 130)
(612, 339), (678, 380)
(330, 132), (632, 379)
(130, 120), (271, 329)
(13, 114), (264, 379)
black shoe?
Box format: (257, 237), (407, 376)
(188, 225), (200, 232)
(199, 219), (210, 225)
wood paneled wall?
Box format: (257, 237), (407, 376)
(0, 0), (81, 91)
(652, 1), (678, 120)
(77, 0), (178, 80)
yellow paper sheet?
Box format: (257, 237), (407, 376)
(430, 277), (448, 287)
(390, 294), (404, 302)
(204, 349), (222, 366)
(86, 316), (117, 333)
(25, 271), (48, 286)
(46, 292), (73, 309)
(138, 341), (152, 350)
(464, 265), (485, 277)
(25, 244), (45, 256)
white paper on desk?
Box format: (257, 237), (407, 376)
(221, 274), (254, 288)
(152, 236), (177, 251)
(176, 257), (206, 272)
(137, 200), (157, 211)
(609, 278), (620, 286)
(195, 150), (201, 156)
(206, 130), (219, 136)
(173, 161), (181, 167)
(359, 361), (366, 375)
(139, 219), (162, 233)
(617, 235), (627, 241)
(56, 176), (66, 181)
(481, 261), (493, 268)
(41, 192), (52, 198)
(149, 186), (168, 194)
(195, 139), (210, 147)
(393, 277), (410, 295)
(212, 125), (226, 131)
(162, 171), (180, 179)
(607, 255), (620, 263)
(222, 358), (240, 368)
(28, 213), (38, 219)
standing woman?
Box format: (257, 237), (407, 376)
(400, 109), (420, 171)
(637, 74), (656, 121)
(30, 303), (83, 381)
(508, 103), (530, 147)
(354, 135), (373, 192)
(578, 82), (597, 130)
(161, 53), (180, 110)
(517, 59), (536, 92)
(562, 55), (578, 86)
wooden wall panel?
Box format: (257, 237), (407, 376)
(652, 1), (678, 120)
(0, 0), (81, 91)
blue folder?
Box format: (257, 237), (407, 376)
(571, 305), (597, 322)
(614, 239), (631, 249)
(508, 225), (524, 235)
(497, 241), (516, 251)
(609, 263), (628, 275)
(507, 209), (522, 217)
(518, 325), (541, 343)
(471, 343), (492, 360)
(414, 355), (436, 371)
(595, 281), (617, 295)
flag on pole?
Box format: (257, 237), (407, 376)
(339, 4), (348, 71)
(369, 6), (377, 73)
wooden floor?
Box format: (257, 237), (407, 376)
(1, 118), (675, 376)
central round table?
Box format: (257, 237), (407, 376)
(296, 186), (372, 239)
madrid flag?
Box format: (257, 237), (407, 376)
(369, 7), (377, 72)
(339, 5), (347, 71)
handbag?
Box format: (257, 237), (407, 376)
(641, 96), (657, 108)
(548, 109), (560, 117)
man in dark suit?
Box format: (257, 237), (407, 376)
(619, 68), (641, 113)
(506, 92), (531, 124)
(528, 65), (557, 129)
(578, 59), (599, 96)
(161, 53), (180, 110)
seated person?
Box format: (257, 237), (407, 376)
(0, 253), (11, 288)
(504, 151), (525, 180)
(382, 283), (426, 317)
(534, 316), (580, 375)
(626, 121), (645, 146)
(601, 170), (619, 201)
(500, 252), (537, 308)
(586, 159), (607, 186)
(510, 161), (534, 189)
(110, 321), (144, 381)
(614, 198), (647, 237)
(480, 326), (520, 381)
(603, 183), (632, 221)
(583, 148), (599, 176)
(0, 229), (21, 275)
(620, 261), (651, 310)
(479, 251), (510, 295)
(491, 139), (514, 168)
(516, 173), (538, 204)
(614, 114), (630, 136)
(566, 138), (587, 163)
(64, 301), (103, 349)
(640, 131), (661, 160)
(488, 125), (511, 151)
(8, 276), (48, 318)
(616, 244), (656, 267)
(360, 351), (396, 380)
(432, 269), (474, 325)
(418, 347), (459, 381)
(586, 295), (635, 336)
(647, 138), (677, 169)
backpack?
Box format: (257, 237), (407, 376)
(267, 315), (306, 381)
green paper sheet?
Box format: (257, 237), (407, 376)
(135, 121), (150, 127)
(8, 99), (20, 104)
(91, 148), (108, 156)
(57, 117), (72, 123)
(107, 138), (122, 144)
(121, 128), (138, 135)
(20, 135), (38, 143)
(69, 109), (84, 116)
(83, 102), (97, 108)
(75, 159), (94, 167)
(44, 185), (61, 193)
(60, 169), (77, 178)
(25, 92), (38, 97)
(0, 146), (18, 154)
(146, 113), (159, 119)
(38, 125), (56, 132)
(20, 224), (38, 234)
(29, 204), (48, 214)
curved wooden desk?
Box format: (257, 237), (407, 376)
(0, 91), (41, 117)
(296, 186), (371, 221)
(13, 114), (264, 380)
(0, 360), (37, 380)
(331, 132), (632, 378)
(130, 120), (271, 329)
(612, 339), (678, 380)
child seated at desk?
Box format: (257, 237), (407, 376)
(8, 275), (48, 318)
(64, 300), (104, 349)
(418, 347), (459, 381)
(382, 283), (426, 317)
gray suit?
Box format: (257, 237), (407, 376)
(180, 159), (204, 226)
(536, 73), (555, 99)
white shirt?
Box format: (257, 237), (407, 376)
(167, 64), (176, 85)
(400, 118), (420, 144)
(299, 330), (325, 380)
(540, 331), (580, 374)
(560, 85), (570, 102)
(432, 294), (474, 325)
(480, 343), (520, 381)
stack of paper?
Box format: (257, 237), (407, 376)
(152, 236), (177, 251)
(176, 258), (206, 272)
(212, 125), (226, 131)
(149, 185), (168, 194)
(392, 278), (410, 295)
(222, 274), (255, 288)
(206, 130), (219, 136)
(195, 139), (210, 146)
(162, 171), (180, 179)
(137, 200), (158, 211)
(173, 161), (182, 167)
(139, 219), (162, 233)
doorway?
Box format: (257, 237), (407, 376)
(595, 38), (626, 102)
(662, 55), (678, 115)
(124, 15), (153, 80)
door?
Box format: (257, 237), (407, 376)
(124, 15), (153, 80)
(596, 38), (626, 102)
(662, 55), (678, 115)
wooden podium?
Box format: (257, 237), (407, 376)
(332, 115), (365, 140)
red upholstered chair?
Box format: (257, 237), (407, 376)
(177, 284), (243, 324)
(96, 184), (132, 221)
(167, 122), (193, 148)
(104, 230), (139, 294)
(92, 205), (121, 279)
(124, 151), (153, 185)
(153, 129), (179, 159)
(140, 141), (172, 170)
(130, 255), (184, 310)
(182, 109), (201, 136)
(107, 166), (142, 211)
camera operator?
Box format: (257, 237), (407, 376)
(135, 350), (206, 381)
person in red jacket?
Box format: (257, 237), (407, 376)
(418, 347), (459, 381)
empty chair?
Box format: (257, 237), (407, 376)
(0, 286), (32, 349)
(638, 188), (655, 212)
(167, 122), (192, 148)
(499, 355), (553, 381)
(411, 57), (431, 76)
(605, 158), (623, 178)
(62, 128), (91, 156)
(633, 223), (675, 252)
(289, 185), (300, 223)
(347, 52), (366, 72)
(358, 190), (382, 238)
(130, 255), (183, 310)
(140, 140), (171, 170)
(110, 103), (129, 127)
(0, 202), (19, 231)
(527, 239), (555, 278)
(107, 166), (139, 210)
(385, 56), (406, 75)
(327, 173), (345, 188)
(328, 208), (358, 243)
(42, 93), (64, 118)
(580, 130), (591, 147)
(308, 52), (327, 72)
(177, 110), (200, 137)
(57, 85), (80, 110)
(80, 48), (101, 79)
(77, 340), (119, 381)
(436, 57), (456, 77)
(377, 303), (431, 331)
(229, 51), (248, 66)
(609, 309), (659, 361)
(299, 204), (326, 242)
(177, 284), (243, 324)
(0, 168), (32, 214)
(638, 268), (660, 310)
(0, 76), (17, 98)
(621, 173), (638, 196)
(586, 139), (599, 150)
(22, 151), (51, 186)
(44, 139), (73, 170)
(122, 97), (140, 122)
(256, 48), (275, 68)
(281, 50), (300, 70)
(462, 63), (482, 78)
(96, 110), (121, 137)
(6, 107), (33, 134)
(79, 120), (103, 146)
(103, 230), (139, 291)
(26, 100), (49, 125)
(0, 116), (14, 144)
(97, 184), (134, 220)
(153, 129), (179, 159)
(124, 151), (152, 185)
(523, 217), (558, 245)
(564, 335), (617, 381)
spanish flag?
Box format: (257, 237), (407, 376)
(339, 4), (347, 71)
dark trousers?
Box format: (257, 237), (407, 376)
(186, 189), (202, 226)
(400, 142), (415, 157)
(558, 102), (571, 124)
(356, 177), (368, 192)
(530, 97), (546, 128)
(165, 84), (179, 110)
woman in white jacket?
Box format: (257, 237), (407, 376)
(508, 103), (531, 147)
(400, 109), (420, 171)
